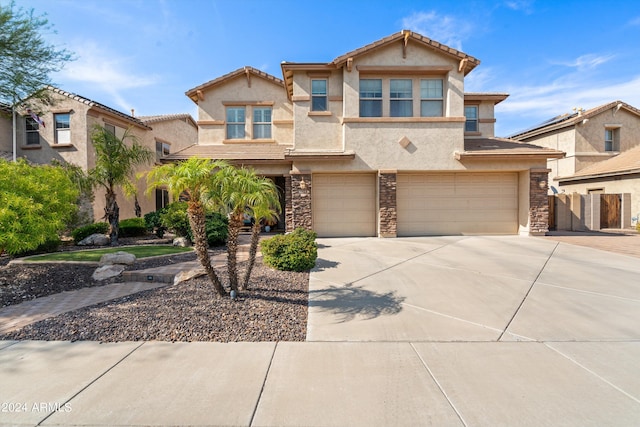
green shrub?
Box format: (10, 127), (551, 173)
(261, 228), (318, 272)
(72, 222), (109, 243)
(15, 237), (62, 257)
(637, 222), (640, 232)
(160, 202), (191, 237)
(201, 212), (228, 247)
(118, 218), (147, 238)
(144, 209), (167, 238)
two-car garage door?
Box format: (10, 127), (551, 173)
(397, 172), (518, 236)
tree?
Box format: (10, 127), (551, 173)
(242, 177), (280, 290)
(146, 157), (230, 297)
(0, 1), (73, 107)
(88, 126), (153, 246)
(0, 159), (78, 256)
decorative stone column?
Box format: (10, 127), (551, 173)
(284, 175), (293, 232)
(529, 168), (550, 235)
(290, 172), (313, 231)
(378, 170), (397, 237)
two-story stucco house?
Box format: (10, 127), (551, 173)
(8, 87), (197, 222)
(174, 30), (563, 237)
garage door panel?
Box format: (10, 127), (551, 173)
(313, 173), (376, 237)
(397, 173), (518, 236)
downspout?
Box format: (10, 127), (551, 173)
(12, 102), (16, 162)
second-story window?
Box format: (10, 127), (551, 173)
(464, 106), (478, 132)
(359, 79), (382, 117)
(390, 79), (413, 117)
(311, 79), (327, 111)
(226, 107), (245, 139)
(156, 141), (170, 162)
(605, 128), (619, 152)
(253, 107), (272, 139)
(54, 113), (70, 144)
(420, 79), (443, 117)
(105, 123), (116, 135)
(25, 117), (40, 145)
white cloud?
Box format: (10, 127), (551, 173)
(629, 16), (640, 26)
(503, 0), (534, 13)
(401, 11), (473, 51)
(557, 54), (615, 71)
(58, 41), (160, 111)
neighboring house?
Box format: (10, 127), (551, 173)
(555, 145), (640, 223)
(172, 30), (563, 237)
(10, 87), (197, 222)
(508, 101), (640, 193)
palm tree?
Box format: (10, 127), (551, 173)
(242, 177), (280, 290)
(89, 126), (153, 246)
(146, 157), (230, 297)
(215, 166), (259, 293)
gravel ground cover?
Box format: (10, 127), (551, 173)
(0, 237), (310, 342)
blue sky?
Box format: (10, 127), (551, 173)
(8, 0), (640, 136)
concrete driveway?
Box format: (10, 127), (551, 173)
(308, 235), (640, 342)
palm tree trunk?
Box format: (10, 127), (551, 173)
(242, 221), (261, 290)
(104, 190), (119, 246)
(226, 213), (243, 293)
(187, 203), (227, 297)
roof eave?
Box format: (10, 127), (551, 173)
(557, 169), (640, 182)
(455, 151), (565, 161)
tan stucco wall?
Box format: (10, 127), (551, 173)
(197, 75), (293, 146)
(0, 114), (12, 154)
(149, 118), (197, 155)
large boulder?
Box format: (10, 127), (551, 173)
(92, 264), (125, 281)
(99, 251), (136, 266)
(78, 233), (110, 246)
(173, 237), (190, 247)
(173, 267), (206, 285)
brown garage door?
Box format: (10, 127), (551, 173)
(313, 173), (377, 237)
(397, 172), (518, 236)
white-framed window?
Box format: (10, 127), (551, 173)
(311, 79), (327, 111)
(226, 107), (245, 139)
(390, 79), (413, 117)
(155, 188), (169, 211)
(464, 105), (478, 132)
(253, 107), (272, 139)
(359, 79), (382, 117)
(54, 113), (70, 144)
(604, 128), (619, 152)
(156, 141), (170, 162)
(420, 79), (443, 117)
(25, 117), (40, 145)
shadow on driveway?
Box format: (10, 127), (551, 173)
(309, 285), (405, 322)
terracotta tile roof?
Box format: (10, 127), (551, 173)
(164, 143), (290, 161)
(332, 30), (480, 74)
(138, 113), (197, 128)
(509, 101), (640, 139)
(185, 67), (284, 102)
(558, 145), (640, 182)
(457, 137), (565, 160)
(47, 86), (152, 130)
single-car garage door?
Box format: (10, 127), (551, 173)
(397, 172), (518, 236)
(313, 173), (376, 237)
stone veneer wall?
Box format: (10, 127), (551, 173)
(290, 173), (313, 231)
(378, 171), (397, 237)
(284, 175), (293, 232)
(529, 169), (550, 235)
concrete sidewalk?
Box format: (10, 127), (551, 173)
(2, 235), (640, 426)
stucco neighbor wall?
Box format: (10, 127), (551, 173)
(148, 119), (197, 155)
(0, 114), (12, 154)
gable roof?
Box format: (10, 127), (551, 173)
(185, 66), (285, 103)
(332, 30), (480, 74)
(47, 86), (152, 130)
(558, 144), (640, 182)
(509, 101), (640, 140)
(164, 143), (289, 162)
(138, 113), (197, 129)
(456, 137), (565, 161)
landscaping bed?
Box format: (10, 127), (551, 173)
(0, 236), (310, 342)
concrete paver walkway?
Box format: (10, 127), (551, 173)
(1, 235), (640, 426)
